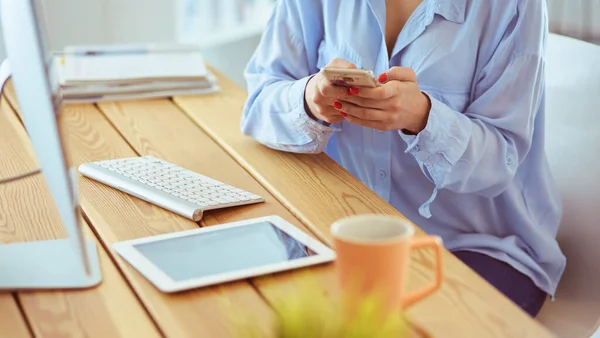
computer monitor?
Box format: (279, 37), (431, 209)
(0, 0), (101, 288)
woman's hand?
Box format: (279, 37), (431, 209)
(304, 58), (360, 124)
(336, 67), (432, 133)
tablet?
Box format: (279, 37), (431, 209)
(112, 215), (336, 292)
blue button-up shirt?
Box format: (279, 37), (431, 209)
(241, 0), (565, 297)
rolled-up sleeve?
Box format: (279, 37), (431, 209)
(241, 1), (336, 154)
(400, 47), (546, 217)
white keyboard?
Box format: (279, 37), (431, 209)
(78, 156), (264, 221)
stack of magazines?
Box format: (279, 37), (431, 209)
(54, 44), (219, 103)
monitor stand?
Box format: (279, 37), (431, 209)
(0, 238), (101, 289)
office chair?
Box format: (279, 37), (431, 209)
(535, 33), (600, 338)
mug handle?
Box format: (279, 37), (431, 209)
(401, 236), (443, 309)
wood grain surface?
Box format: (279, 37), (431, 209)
(96, 98), (340, 303)
(0, 294), (31, 338)
(4, 86), (275, 338)
(96, 98), (435, 338)
(173, 68), (556, 338)
(2, 66), (556, 337)
(0, 95), (161, 338)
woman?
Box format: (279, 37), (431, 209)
(241, 0), (565, 317)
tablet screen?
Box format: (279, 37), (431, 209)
(132, 221), (316, 282)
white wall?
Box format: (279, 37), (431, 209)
(548, 0), (600, 44)
(0, 0), (598, 88)
(0, 20), (4, 60)
(38, 0), (176, 48)
(0, 0), (253, 87)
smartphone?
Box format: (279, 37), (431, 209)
(320, 67), (380, 88)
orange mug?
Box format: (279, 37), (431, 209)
(331, 214), (443, 312)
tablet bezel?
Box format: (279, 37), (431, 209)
(112, 215), (335, 292)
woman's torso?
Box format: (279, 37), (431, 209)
(307, 0), (565, 297)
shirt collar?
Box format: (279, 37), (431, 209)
(434, 0), (467, 24)
(366, 0), (467, 31)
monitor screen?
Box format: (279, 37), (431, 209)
(132, 221), (316, 282)
(31, 0), (61, 110)
(0, 0), (100, 283)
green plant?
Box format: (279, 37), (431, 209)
(224, 279), (409, 338)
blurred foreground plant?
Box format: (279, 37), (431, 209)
(223, 277), (409, 338)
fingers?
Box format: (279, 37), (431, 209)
(354, 83), (396, 100)
(332, 100), (388, 121)
(326, 58), (357, 69)
(332, 99), (401, 131)
(312, 102), (346, 124)
(354, 79), (417, 100)
(340, 95), (388, 110)
(306, 79), (346, 124)
(310, 87), (337, 107)
(379, 67), (417, 83)
(317, 58), (360, 98)
(317, 76), (365, 100)
(317, 76), (349, 98)
(351, 67), (415, 100)
(317, 106), (346, 124)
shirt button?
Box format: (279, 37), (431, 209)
(412, 145), (420, 152)
(379, 170), (387, 180)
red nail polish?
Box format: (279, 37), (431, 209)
(340, 111), (347, 117)
(378, 73), (388, 83)
(350, 87), (360, 95)
(333, 101), (343, 110)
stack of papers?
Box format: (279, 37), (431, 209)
(54, 44), (219, 102)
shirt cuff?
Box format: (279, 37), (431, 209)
(287, 75), (338, 152)
(398, 93), (471, 185)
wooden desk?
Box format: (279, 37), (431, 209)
(0, 70), (554, 338)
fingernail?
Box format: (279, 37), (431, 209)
(333, 101), (343, 110)
(340, 111), (347, 117)
(349, 87), (360, 95)
(378, 73), (388, 83)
